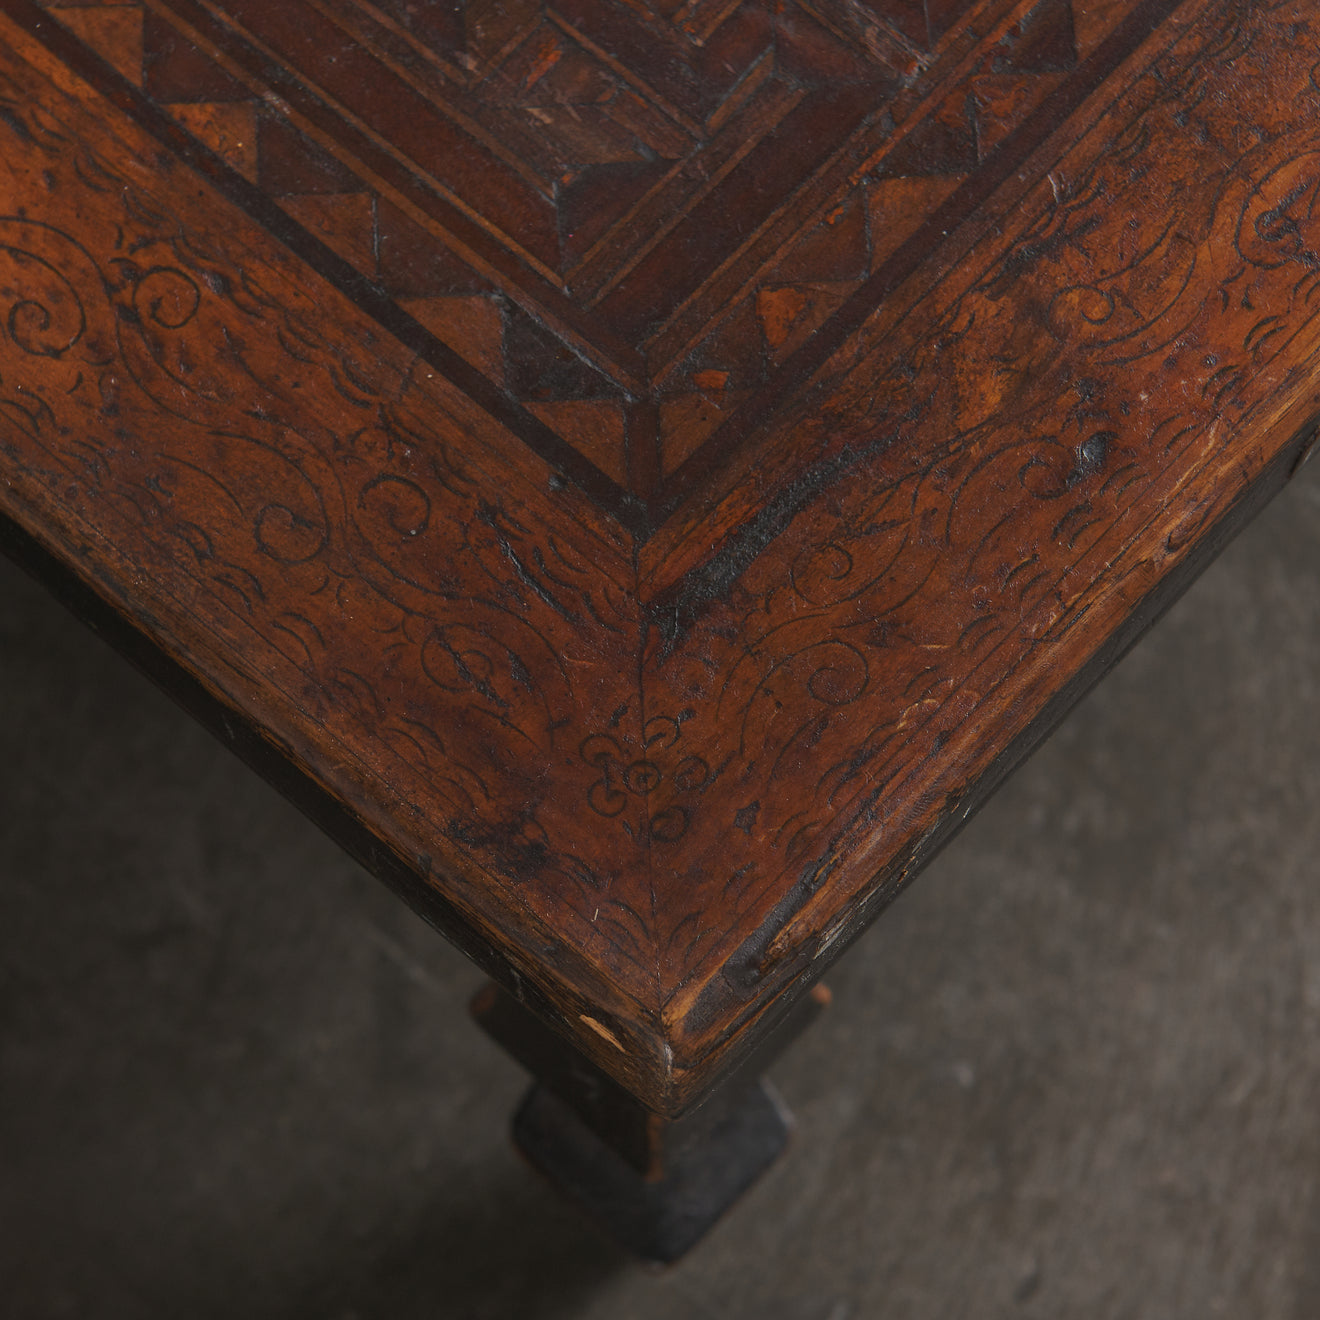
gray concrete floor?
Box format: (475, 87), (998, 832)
(1, 457), (1318, 1320)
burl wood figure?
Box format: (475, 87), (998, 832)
(2, 0), (1318, 1261)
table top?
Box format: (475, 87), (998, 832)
(2, 0), (1317, 1115)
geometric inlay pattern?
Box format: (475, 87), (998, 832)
(9, 0), (1320, 1116)
(42, 0), (1142, 516)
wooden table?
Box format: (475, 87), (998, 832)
(2, 0), (1317, 1260)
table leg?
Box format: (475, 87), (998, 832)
(470, 981), (829, 1261)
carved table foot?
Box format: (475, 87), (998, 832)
(471, 982), (829, 1262)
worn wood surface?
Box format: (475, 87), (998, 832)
(1, 0), (1318, 1114)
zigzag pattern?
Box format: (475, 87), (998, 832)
(41, 0), (1117, 501)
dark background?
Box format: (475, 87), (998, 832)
(2, 457), (1318, 1320)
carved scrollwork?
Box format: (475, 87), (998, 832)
(1232, 141), (1320, 272)
(0, 48), (641, 954)
(642, 0), (1320, 1007)
(0, 219), (108, 356)
(0, 217), (116, 436)
(579, 715), (712, 841)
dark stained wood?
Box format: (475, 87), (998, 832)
(3, 0), (1320, 1128)
(510, 1078), (792, 1262)
(472, 979), (827, 1259)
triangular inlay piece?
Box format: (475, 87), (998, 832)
(756, 282), (855, 360)
(994, 0), (1077, 75)
(659, 388), (750, 476)
(504, 310), (615, 402)
(281, 192), (378, 277)
(879, 95), (978, 177)
(166, 101), (258, 180)
(524, 400), (628, 488)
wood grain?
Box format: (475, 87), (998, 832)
(29, 0), (1156, 510)
(2, 0), (1318, 1114)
